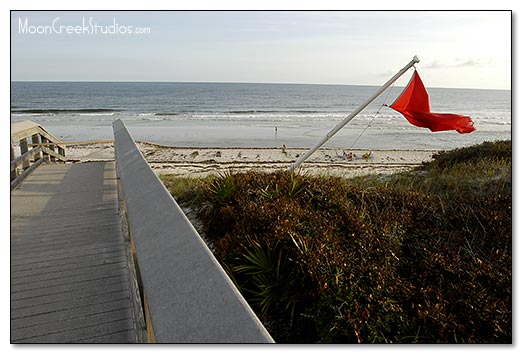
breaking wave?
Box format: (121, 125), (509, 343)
(11, 108), (119, 114)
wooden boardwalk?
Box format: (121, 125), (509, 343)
(10, 161), (141, 343)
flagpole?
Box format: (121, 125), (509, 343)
(288, 55), (420, 171)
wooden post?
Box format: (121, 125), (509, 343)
(11, 138), (17, 180)
(42, 137), (50, 162)
(58, 146), (66, 161)
(19, 138), (30, 170)
(48, 142), (56, 162)
(32, 134), (43, 161)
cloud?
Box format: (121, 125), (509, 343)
(457, 59), (479, 67)
(424, 60), (447, 69)
(455, 58), (490, 67)
(424, 58), (490, 69)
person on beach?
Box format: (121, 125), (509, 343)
(343, 150), (353, 160)
(282, 144), (287, 155)
(363, 150), (374, 159)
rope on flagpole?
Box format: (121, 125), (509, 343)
(348, 78), (399, 149)
(348, 105), (384, 150)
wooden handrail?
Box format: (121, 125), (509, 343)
(113, 119), (274, 343)
(10, 120), (67, 189)
(11, 121), (66, 150)
(10, 146), (42, 171)
(30, 139), (114, 146)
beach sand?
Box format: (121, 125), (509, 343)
(65, 141), (438, 178)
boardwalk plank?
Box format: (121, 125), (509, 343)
(11, 280), (130, 310)
(74, 329), (138, 343)
(11, 254), (127, 280)
(10, 262), (128, 290)
(11, 274), (128, 301)
(10, 162), (139, 343)
(10, 241), (126, 265)
(13, 315), (136, 343)
(11, 299), (134, 331)
(11, 288), (132, 319)
(10, 249), (126, 273)
(11, 237), (123, 256)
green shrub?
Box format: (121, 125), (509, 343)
(162, 140), (512, 343)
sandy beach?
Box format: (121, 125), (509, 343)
(65, 141), (437, 178)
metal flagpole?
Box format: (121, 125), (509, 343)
(289, 55), (420, 171)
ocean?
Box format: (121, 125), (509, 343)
(10, 81), (511, 150)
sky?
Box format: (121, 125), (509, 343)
(10, 10), (511, 89)
(1, 2), (519, 352)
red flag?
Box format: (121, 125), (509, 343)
(390, 71), (475, 134)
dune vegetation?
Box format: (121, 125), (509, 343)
(160, 140), (511, 343)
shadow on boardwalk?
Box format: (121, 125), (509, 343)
(10, 162), (141, 343)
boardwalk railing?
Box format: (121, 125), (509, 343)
(112, 119), (274, 343)
(11, 121), (66, 189)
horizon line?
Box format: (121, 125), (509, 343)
(10, 79), (510, 91)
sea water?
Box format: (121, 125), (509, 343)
(10, 81), (511, 150)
